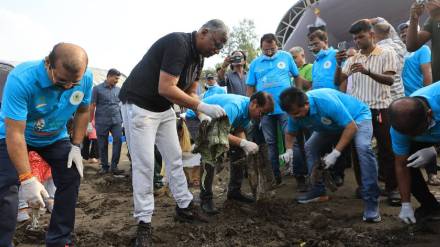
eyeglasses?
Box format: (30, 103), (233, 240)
(262, 47), (277, 55)
(51, 68), (80, 87)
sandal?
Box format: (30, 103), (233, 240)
(427, 174), (440, 186)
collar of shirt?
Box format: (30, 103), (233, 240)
(353, 46), (383, 60)
(36, 60), (54, 88)
(190, 31), (202, 61)
(261, 51), (280, 61)
(104, 80), (114, 88)
(307, 94), (318, 116)
(316, 47), (334, 60)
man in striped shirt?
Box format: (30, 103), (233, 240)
(335, 19), (400, 206)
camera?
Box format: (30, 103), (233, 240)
(230, 55), (243, 64)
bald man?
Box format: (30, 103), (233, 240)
(0, 43), (92, 246)
(389, 82), (440, 225)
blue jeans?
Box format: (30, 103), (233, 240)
(304, 120), (380, 205)
(0, 139), (81, 247)
(96, 122), (122, 170)
(260, 114), (304, 178)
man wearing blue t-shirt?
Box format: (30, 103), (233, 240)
(246, 33), (307, 184)
(398, 21), (433, 96)
(186, 92), (274, 214)
(0, 43), (92, 246)
(389, 83), (440, 224)
(308, 30), (339, 90)
(280, 87), (381, 223)
(202, 73), (226, 99)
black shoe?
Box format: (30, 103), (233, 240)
(97, 168), (109, 175)
(135, 222), (152, 247)
(175, 202), (209, 223)
(386, 190), (401, 207)
(295, 176), (309, 192)
(273, 176), (282, 186)
(200, 200), (219, 215)
(110, 167), (125, 175)
(227, 191), (255, 203)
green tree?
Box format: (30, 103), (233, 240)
(221, 19), (260, 64)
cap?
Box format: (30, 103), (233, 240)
(206, 73), (215, 80)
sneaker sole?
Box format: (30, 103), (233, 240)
(297, 196), (329, 204)
(363, 215), (382, 223)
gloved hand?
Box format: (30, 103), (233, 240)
(279, 149), (293, 164)
(198, 113), (212, 123)
(20, 176), (49, 208)
(323, 149), (341, 169)
(86, 122), (93, 133)
(407, 146), (437, 168)
(67, 144), (84, 178)
(399, 202), (416, 224)
(240, 139), (259, 155)
(197, 102), (226, 118)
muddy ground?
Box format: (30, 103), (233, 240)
(14, 146), (440, 247)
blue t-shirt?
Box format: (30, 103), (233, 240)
(391, 82), (440, 155)
(0, 60), (93, 147)
(311, 48), (339, 90)
(186, 94), (250, 129)
(247, 50), (299, 115)
(202, 85), (226, 99)
(287, 88), (371, 133)
(402, 45), (431, 96)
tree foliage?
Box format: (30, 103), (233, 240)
(221, 19), (260, 65)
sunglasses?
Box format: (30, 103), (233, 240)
(51, 69), (80, 87)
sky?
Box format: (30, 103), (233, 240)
(0, 0), (297, 74)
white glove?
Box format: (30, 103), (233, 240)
(179, 112), (187, 119)
(67, 144), (84, 178)
(197, 102), (226, 118)
(407, 146), (437, 168)
(279, 149), (293, 164)
(323, 149), (341, 169)
(20, 177), (49, 208)
(399, 202), (416, 224)
(240, 139), (259, 155)
(198, 113), (212, 123)
(86, 122), (93, 133)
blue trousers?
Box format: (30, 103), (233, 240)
(260, 114), (304, 178)
(0, 139), (81, 247)
(96, 122), (122, 170)
(304, 120), (380, 205)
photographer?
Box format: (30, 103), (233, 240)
(218, 50), (247, 95)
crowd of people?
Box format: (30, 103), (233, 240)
(0, 1), (440, 246)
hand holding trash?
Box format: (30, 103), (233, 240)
(240, 139), (259, 155)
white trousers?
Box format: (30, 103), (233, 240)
(121, 103), (193, 223)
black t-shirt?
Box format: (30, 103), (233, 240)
(119, 31), (204, 112)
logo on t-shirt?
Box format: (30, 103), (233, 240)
(70, 91), (84, 105)
(34, 118), (45, 132)
(277, 61), (286, 69)
(324, 61), (332, 69)
(321, 117), (332, 125)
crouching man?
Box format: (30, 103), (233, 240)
(186, 92), (274, 214)
(279, 87), (381, 222)
(388, 82), (440, 224)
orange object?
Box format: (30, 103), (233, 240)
(19, 172), (33, 182)
(28, 151), (52, 183)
